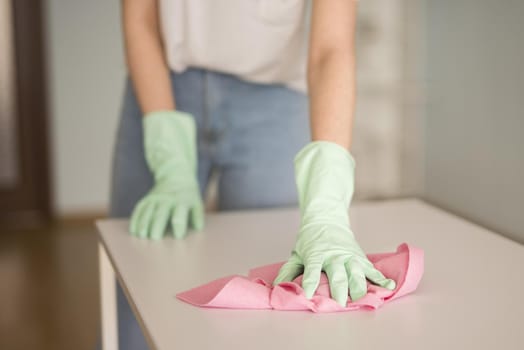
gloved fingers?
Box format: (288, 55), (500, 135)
(365, 265), (396, 290)
(273, 254), (302, 285)
(137, 201), (156, 239)
(171, 205), (189, 239)
(130, 200), (147, 236)
(346, 260), (367, 302)
(149, 202), (171, 240)
(324, 263), (349, 307)
(301, 258), (323, 299)
(190, 202), (205, 231)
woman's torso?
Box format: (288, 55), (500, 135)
(158, 0), (311, 92)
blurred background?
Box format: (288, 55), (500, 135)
(0, 0), (523, 349)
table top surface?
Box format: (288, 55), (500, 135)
(97, 199), (524, 350)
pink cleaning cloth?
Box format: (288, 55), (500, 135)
(176, 243), (424, 312)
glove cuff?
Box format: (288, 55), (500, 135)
(294, 141), (356, 223)
(143, 110), (198, 182)
(295, 141), (355, 168)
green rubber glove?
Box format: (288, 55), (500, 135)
(130, 110), (204, 240)
(273, 141), (396, 306)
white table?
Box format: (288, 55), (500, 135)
(97, 199), (524, 350)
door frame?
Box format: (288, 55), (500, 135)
(0, 0), (51, 228)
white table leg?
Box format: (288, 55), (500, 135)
(99, 243), (118, 350)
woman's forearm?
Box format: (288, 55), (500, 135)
(122, 0), (174, 114)
(307, 0), (357, 150)
(308, 52), (356, 150)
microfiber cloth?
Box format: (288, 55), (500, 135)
(176, 243), (424, 312)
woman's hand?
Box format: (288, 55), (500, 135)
(130, 111), (204, 239)
(274, 222), (395, 306)
(273, 142), (395, 306)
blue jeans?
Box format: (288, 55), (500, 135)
(107, 68), (309, 349)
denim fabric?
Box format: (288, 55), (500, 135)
(105, 67), (309, 349)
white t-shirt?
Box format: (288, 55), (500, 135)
(158, 0), (311, 93)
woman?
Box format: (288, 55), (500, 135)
(110, 0), (396, 348)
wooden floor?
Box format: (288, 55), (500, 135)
(0, 222), (100, 350)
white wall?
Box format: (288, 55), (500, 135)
(45, 0), (524, 244)
(44, 0), (423, 215)
(424, 0), (524, 243)
(353, 0), (425, 199)
(45, 0), (126, 215)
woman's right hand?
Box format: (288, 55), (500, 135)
(130, 110), (204, 240)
